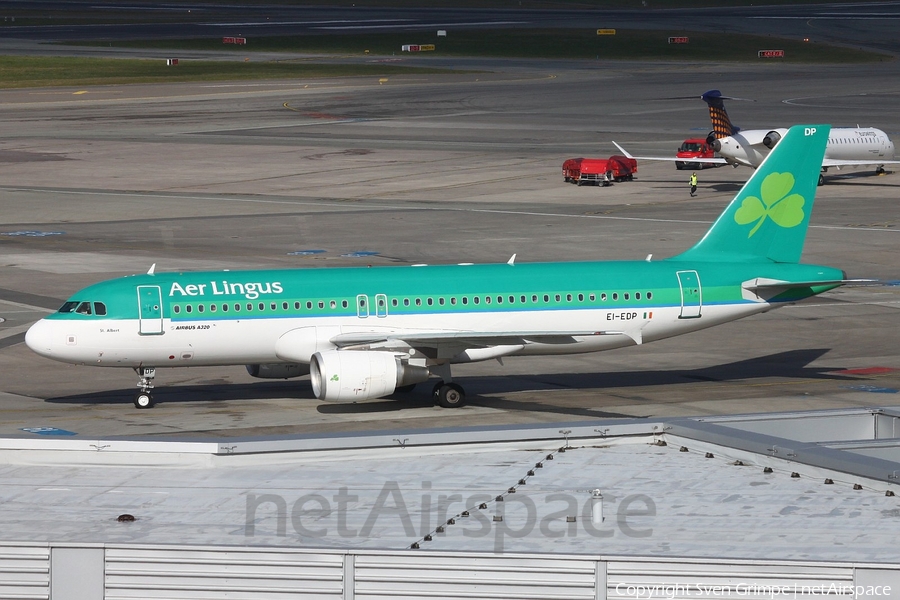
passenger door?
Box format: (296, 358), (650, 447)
(676, 270), (702, 319)
(137, 285), (164, 335)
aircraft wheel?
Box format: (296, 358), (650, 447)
(818, 174), (825, 186)
(134, 391), (155, 409)
(877, 166), (886, 175)
(436, 383), (466, 408)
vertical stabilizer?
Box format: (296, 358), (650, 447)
(701, 89), (739, 138)
(670, 124), (830, 264)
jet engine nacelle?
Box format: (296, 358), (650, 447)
(310, 350), (430, 402)
(763, 130), (783, 150)
(246, 363), (310, 379)
(706, 132), (722, 153)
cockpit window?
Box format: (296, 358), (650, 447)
(75, 302), (92, 315)
(93, 302), (107, 316)
(58, 301), (79, 313)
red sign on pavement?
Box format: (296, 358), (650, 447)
(668, 37), (689, 44)
(223, 37), (247, 45)
(758, 49), (785, 58)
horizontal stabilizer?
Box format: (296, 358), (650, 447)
(742, 277), (847, 291)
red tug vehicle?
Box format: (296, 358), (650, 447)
(675, 138), (718, 170)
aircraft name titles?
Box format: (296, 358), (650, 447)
(169, 280), (284, 300)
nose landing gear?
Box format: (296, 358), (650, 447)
(133, 367), (156, 409)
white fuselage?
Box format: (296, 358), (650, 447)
(25, 301), (772, 369)
(718, 127), (894, 168)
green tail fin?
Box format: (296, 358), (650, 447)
(671, 124), (830, 263)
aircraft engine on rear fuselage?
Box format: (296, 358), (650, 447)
(310, 350), (430, 402)
(763, 130), (783, 149)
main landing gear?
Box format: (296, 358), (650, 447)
(429, 363), (467, 408)
(432, 381), (466, 408)
(133, 367), (156, 409)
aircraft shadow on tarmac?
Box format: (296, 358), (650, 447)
(45, 348), (865, 419)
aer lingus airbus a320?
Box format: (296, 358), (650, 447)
(27, 125), (846, 410)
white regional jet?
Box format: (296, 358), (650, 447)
(614, 90), (898, 185)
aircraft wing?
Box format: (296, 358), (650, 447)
(822, 158), (900, 168)
(612, 142), (728, 165)
(330, 329), (635, 349)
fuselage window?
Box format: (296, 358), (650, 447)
(198, 305), (204, 313)
(462, 297), (468, 305)
(247, 303), (253, 311)
(75, 302), (92, 315)
(635, 292), (641, 300)
(259, 303), (265, 311)
(392, 298), (398, 307)
(555, 294), (561, 302)
(58, 301), (79, 313)
(210, 304), (217, 313)
(485, 296), (491, 304)
(307, 301), (313, 310)
(294, 301), (301, 310)
(427, 298), (433, 306)
(543, 294), (549, 303)
(497, 296), (503, 304)
(173, 305), (181, 314)
(647, 291), (653, 300)
(330, 300), (336, 309)
(566, 294), (572, 302)
(222, 304), (228, 312)
(450, 297), (457, 305)
(590, 294), (596, 301)
(612, 293), (618, 301)
(532, 295), (538, 303)
(404, 298), (410, 307)
(474, 296), (480, 305)
(624, 293), (630, 300)
(93, 302), (107, 316)
(520, 295), (526, 304)
(269, 302), (276, 311)
(318, 301), (324, 309)
(415, 298), (422, 306)
(283, 302), (289, 310)
(342, 300), (349, 309)
(234, 303), (241, 312)
(186, 305), (193, 314)
(578, 294), (584, 302)
(439, 298), (445, 306)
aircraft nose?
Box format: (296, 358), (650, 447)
(25, 319), (55, 357)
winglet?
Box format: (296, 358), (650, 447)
(507, 254), (516, 266)
(147, 263), (156, 275)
